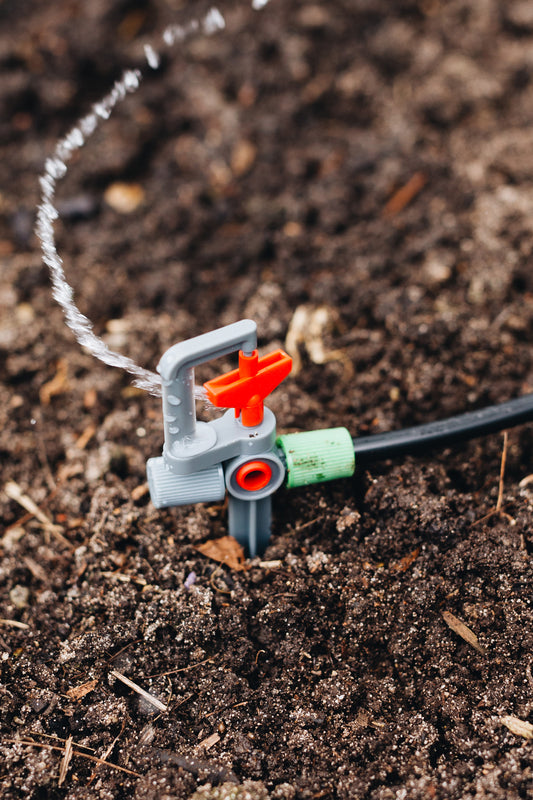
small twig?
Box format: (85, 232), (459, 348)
(497, 430), (508, 513)
(147, 655), (216, 679)
(29, 732), (95, 752)
(107, 639), (142, 664)
(383, 171), (427, 217)
(3, 738), (141, 777)
(472, 431), (515, 527)
(87, 718), (127, 785)
(4, 481), (71, 546)
(293, 515), (325, 533)
(110, 669), (168, 712)
(58, 735), (73, 787)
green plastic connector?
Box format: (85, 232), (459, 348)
(276, 427), (355, 489)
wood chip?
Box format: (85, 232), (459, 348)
(39, 358), (69, 405)
(83, 388), (97, 409)
(104, 182), (145, 214)
(66, 679), (98, 702)
(110, 670), (168, 712)
(441, 610), (486, 654)
(383, 171), (427, 217)
(58, 735), (73, 787)
(131, 483), (150, 502)
(75, 424), (96, 450)
(231, 140), (257, 176)
(195, 536), (246, 571)
(199, 732), (221, 750)
(500, 715), (533, 739)
(391, 547), (420, 573)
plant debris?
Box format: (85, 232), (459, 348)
(500, 715), (533, 740)
(195, 536), (246, 571)
(441, 611), (486, 655)
(110, 670), (168, 712)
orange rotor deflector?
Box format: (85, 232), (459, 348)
(204, 348), (292, 426)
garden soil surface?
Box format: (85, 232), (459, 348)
(2, 1), (533, 798)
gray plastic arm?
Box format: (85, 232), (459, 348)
(157, 319), (257, 453)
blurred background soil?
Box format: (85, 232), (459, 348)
(1, 1), (533, 798)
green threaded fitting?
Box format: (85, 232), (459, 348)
(276, 427), (355, 489)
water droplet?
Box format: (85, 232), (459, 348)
(144, 44), (160, 69)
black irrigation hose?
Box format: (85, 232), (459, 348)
(352, 392), (533, 466)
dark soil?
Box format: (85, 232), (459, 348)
(2, 1), (533, 798)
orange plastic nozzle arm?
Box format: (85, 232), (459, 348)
(204, 349), (292, 426)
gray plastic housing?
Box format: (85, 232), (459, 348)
(158, 318), (257, 466)
(224, 451), (285, 556)
(147, 320), (285, 556)
(147, 460), (225, 508)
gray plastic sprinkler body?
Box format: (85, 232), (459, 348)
(147, 320), (292, 556)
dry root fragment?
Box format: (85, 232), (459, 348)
(285, 304), (353, 377)
(131, 483), (150, 502)
(75, 424), (96, 450)
(472, 431), (515, 527)
(500, 715), (533, 740)
(40, 358), (70, 405)
(0, 618), (30, 630)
